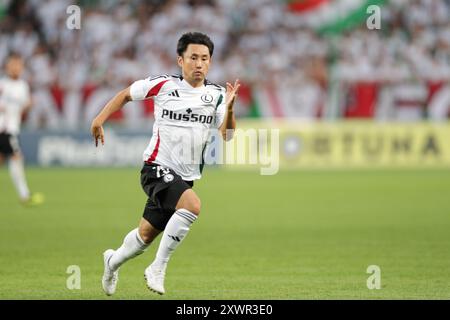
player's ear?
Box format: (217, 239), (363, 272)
(177, 56), (183, 68)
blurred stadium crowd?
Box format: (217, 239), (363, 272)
(1, 0), (450, 130)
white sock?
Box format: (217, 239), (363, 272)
(109, 228), (149, 271)
(8, 157), (30, 201)
(152, 209), (197, 272)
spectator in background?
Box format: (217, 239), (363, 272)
(0, 0), (449, 126)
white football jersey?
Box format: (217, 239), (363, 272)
(0, 77), (31, 135)
(130, 74), (226, 181)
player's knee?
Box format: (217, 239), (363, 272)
(186, 196), (201, 216)
(139, 232), (153, 244)
(137, 221), (160, 244)
(177, 189), (201, 216)
(11, 152), (22, 160)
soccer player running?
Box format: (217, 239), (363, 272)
(91, 32), (240, 296)
(0, 53), (43, 206)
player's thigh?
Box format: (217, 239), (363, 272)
(176, 189), (201, 215)
(138, 218), (162, 244)
(7, 135), (21, 157)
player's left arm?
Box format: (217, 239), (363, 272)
(21, 83), (33, 115)
(22, 97), (33, 114)
(219, 79), (240, 141)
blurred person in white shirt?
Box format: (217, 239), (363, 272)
(0, 53), (43, 206)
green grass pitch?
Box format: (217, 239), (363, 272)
(0, 167), (449, 299)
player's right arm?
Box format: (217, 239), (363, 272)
(91, 75), (169, 147)
(90, 87), (132, 147)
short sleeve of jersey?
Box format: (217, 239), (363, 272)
(129, 75), (169, 101)
(214, 87), (226, 128)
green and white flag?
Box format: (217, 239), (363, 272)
(285, 0), (386, 35)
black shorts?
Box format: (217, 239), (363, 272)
(0, 133), (20, 156)
(140, 163), (194, 231)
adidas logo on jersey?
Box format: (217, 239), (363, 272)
(168, 90), (180, 97)
(162, 108), (213, 124)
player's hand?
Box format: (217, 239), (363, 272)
(225, 79), (241, 110)
(90, 120), (105, 147)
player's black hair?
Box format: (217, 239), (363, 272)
(177, 32), (214, 57)
(7, 51), (22, 60)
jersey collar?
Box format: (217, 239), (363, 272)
(178, 75), (206, 90)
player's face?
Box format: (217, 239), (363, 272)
(178, 44), (211, 85)
(6, 58), (24, 79)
